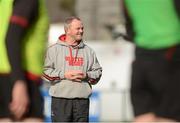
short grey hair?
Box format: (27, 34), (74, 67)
(64, 16), (81, 32)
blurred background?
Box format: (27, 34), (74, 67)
(42, 0), (135, 122)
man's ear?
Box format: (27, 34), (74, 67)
(64, 26), (69, 33)
(65, 28), (70, 35)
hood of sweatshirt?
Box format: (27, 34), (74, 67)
(57, 34), (85, 49)
(57, 34), (86, 68)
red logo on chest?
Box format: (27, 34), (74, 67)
(65, 56), (84, 66)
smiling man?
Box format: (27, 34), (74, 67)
(43, 16), (102, 122)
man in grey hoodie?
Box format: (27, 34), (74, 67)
(43, 16), (102, 122)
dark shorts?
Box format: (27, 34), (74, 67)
(0, 75), (44, 119)
(131, 45), (180, 121)
(51, 97), (89, 122)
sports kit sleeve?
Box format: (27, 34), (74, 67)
(5, 0), (38, 82)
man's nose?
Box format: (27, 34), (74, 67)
(79, 29), (83, 33)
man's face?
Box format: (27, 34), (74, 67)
(67, 19), (84, 41)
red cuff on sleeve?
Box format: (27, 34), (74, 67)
(10, 15), (29, 28)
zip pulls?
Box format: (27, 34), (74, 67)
(68, 47), (79, 66)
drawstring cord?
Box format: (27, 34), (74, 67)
(68, 47), (79, 66)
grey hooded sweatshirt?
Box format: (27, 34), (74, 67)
(43, 34), (102, 98)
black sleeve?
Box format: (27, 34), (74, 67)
(5, 0), (39, 82)
(174, 0), (180, 17)
(13, 0), (38, 21)
(122, 0), (135, 42)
